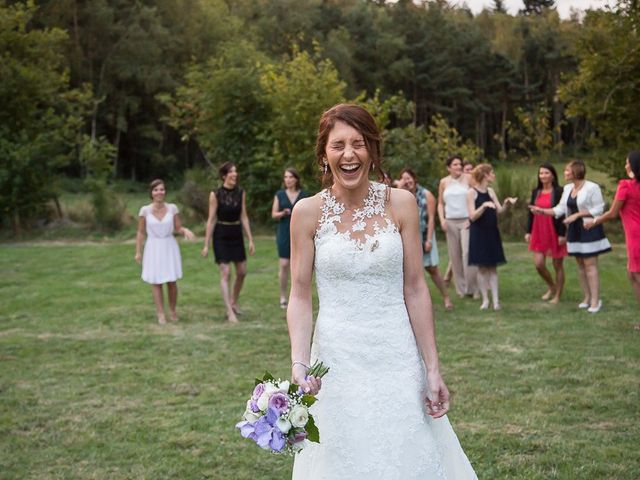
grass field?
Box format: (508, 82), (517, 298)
(1, 238), (639, 479)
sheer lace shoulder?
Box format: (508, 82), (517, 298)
(315, 182), (398, 248)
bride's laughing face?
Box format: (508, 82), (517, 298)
(325, 121), (371, 190)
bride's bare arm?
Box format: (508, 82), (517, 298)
(287, 196), (322, 395)
(392, 188), (450, 418)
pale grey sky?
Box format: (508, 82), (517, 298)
(454, 0), (615, 18)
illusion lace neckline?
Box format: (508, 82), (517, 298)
(315, 182), (398, 248)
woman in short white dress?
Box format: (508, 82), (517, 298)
(136, 179), (195, 324)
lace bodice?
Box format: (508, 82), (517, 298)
(314, 182), (404, 313)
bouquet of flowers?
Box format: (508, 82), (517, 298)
(235, 361), (329, 454)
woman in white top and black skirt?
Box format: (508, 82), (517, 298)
(530, 160), (611, 313)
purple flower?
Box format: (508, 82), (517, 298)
(268, 393), (289, 414)
(252, 383), (265, 401)
(250, 400), (260, 412)
(265, 406), (279, 426)
(292, 431), (307, 443)
(254, 417), (274, 449)
(270, 427), (286, 452)
(236, 421), (256, 440)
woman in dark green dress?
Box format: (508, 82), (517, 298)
(271, 168), (308, 308)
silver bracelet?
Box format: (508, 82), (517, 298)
(292, 361), (309, 370)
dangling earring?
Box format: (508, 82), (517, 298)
(370, 162), (375, 172)
(323, 161), (328, 175)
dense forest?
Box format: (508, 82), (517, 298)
(2, 0), (639, 232)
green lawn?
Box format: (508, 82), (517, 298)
(1, 238), (638, 479)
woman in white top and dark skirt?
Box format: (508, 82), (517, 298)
(530, 160), (611, 313)
(437, 155), (478, 297)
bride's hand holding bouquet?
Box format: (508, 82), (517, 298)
(292, 360), (325, 395)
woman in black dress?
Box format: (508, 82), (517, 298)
(202, 162), (255, 323)
(271, 168), (308, 309)
(467, 164), (517, 310)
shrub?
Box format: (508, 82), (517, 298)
(87, 179), (130, 231)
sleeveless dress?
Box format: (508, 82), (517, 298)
(213, 187), (246, 264)
(275, 189), (308, 259)
(416, 184), (439, 267)
(529, 191), (567, 259)
(566, 195), (611, 258)
(138, 203), (182, 284)
(468, 189), (506, 267)
(615, 179), (640, 272)
(291, 182), (477, 480)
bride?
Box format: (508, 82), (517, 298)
(287, 104), (477, 479)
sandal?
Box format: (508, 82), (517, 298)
(280, 300), (288, 310)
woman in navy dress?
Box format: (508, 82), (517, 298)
(271, 168), (308, 309)
(202, 162), (255, 323)
(467, 164), (517, 310)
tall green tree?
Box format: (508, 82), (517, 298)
(0, 1), (87, 233)
(560, 1), (640, 172)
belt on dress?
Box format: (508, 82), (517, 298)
(217, 220), (241, 225)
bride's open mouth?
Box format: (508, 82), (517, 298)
(339, 163), (361, 176)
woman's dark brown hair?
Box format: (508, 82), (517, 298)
(148, 179), (165, 199)
(219, 162), (236, 181)
(315, 104), (384, 187)
(284, 167), (301, 190)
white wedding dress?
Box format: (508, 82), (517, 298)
(292, 182), (477, 480)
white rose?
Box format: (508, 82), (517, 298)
(243, 410), (261, 424)
(278, 380), (290, 393)
(289, 405), (309, 428)
(257, 383), (279, 411)
(276, 417), (292, 434)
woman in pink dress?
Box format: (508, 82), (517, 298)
(585, 151), (640, 305)
(525, 163), (567, 304)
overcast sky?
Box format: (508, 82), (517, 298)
(453, 0), (615, 18)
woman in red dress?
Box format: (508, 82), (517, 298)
(525, 163), (567, 304)
(585, 151), (640, 306)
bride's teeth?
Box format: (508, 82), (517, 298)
(341, 164), (359, 171)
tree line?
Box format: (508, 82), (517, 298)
(1, 0), (639, 231)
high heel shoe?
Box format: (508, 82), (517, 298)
(587, 299), (602, 313)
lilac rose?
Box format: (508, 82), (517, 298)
(268, 393), (289, 414)
(252, 383), (266, 401)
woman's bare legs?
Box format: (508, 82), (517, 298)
(219, 263), (238, 323)
(477, 267), (490, 309)
(583, 256), (600, 309)
(443, 261), (453, 287)
(533, 252), (555, 300)
(151, 284), (166, 324)
(167, 281), (178, 321)
(629, 272), (640, 305)
(549, 258), (565, 304)
(575, 257), (590, 306)
(231, 261), (247, 314)
(425, 266), (453, 309)
(279, 258), (290, 306)
(488, 268), (500, 310)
